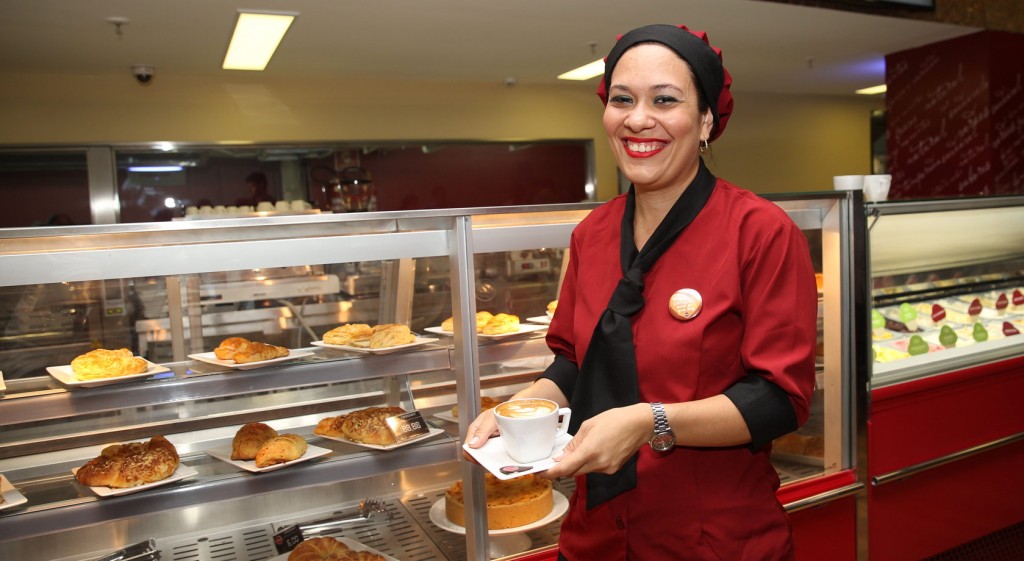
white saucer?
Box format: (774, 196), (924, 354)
(310, 336), (438, 354)
(72, 464), (198, 497)
(462, 432), (571, 480)
(0, 474), (28, 511)
(424, 324), (548, 339)
(188, 349), (313, 370)
(206, 443), (331, 473)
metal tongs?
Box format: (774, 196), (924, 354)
(294, 498), (392, 535)
(90, 539), (160, 561)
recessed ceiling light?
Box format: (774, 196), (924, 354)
(856, 84), (887, 95)
(222, 11), (297, 71)
(558, 59), (605, 81)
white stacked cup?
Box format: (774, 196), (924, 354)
(864, 174), (892, 202)
(833, 175), (865, 191)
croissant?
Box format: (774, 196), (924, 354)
(231, 422), (278, 460)
(70, 348), (148, 380)
(75, 435), (179, 488)
(233, 342), (289, 364)
(214, 337), (251, 360)
(254, 434), (308, 468)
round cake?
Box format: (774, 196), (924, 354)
(444, 473), (553, 530)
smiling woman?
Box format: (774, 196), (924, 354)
(464, 23), (819, 561)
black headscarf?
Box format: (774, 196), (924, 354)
(596, 24), (734, 142)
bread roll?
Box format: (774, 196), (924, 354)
(482, 313), (520, 335)
(231, 422), (278, 460)
(323, 324), (373, 345)
(214, 337), (250, 360)
(254, 434), (308, 468)
(75, 435), (179, 488)
(233, 342), (289, 364)
(547, 300), (558, 314)
(70, 348), (148, 380)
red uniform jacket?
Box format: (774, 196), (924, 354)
(547, 178), (818, 561)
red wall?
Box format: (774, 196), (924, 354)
(886, 31), (1024, 199)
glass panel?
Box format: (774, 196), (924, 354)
(0, 150), (90, 227)
(114, 141), (592, 222)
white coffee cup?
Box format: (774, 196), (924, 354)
(833, 175), (865, 191)
(863, 174), (892, 202)
(494, 398), (572, 463)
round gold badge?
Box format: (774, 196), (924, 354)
(669, 288), (702, 320)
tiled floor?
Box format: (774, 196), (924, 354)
(923, 522), (1024, 561)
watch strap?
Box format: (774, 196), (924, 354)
(650, 401), (671, 436)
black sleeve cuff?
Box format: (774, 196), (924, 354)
(723, 374), (799, 451)
(537, 354), (579, 400)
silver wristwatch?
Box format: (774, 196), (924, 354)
(649, 402), (675, 452)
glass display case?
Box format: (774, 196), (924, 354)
(864, 195), (1024, 561)
(0, 194), (863, 561)
(867, 196), (1024, 387)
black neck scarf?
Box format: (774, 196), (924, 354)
(571, 160), (717, 509)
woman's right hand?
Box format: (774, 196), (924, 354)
(463, 407), (499, 450)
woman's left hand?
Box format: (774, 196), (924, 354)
(541, 403), (653, 478)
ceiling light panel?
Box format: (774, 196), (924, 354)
(558, 59), (605, 81)
(222, 11), (297, 71)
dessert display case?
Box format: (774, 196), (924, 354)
(864, 196), (1024, 561)
(0, 194), (864, 561)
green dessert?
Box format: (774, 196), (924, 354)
(972, 322), (989, 342)
(938, 325), (958, 348)
(898, 302), (917, 330)
(907, 335), (929, 356)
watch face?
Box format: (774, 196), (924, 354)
(650, 433), (675, 452)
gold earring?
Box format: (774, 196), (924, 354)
(699, 138), (710, 155)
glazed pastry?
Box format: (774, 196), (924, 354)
(547, 300), (558, 315)
(214, 337), (251, 360)
(70, 348), (148, 380)
(440, 316), (455, 332)
(233, 342), (289, 364)
(482, 313), (520, 335)
(254, 434), (307, 468)
(75, 435), (179, 488)
(287, 537), (351, 561)
(287, 536), (386, 561)
(322, 324), (373, 345)
(369, 324), (416, 348)
(441, 311), (495, 333)
(231, 422), (278, 460)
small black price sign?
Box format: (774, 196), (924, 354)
(273, 524), (304, 553)
(385, 410), (431, 443)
